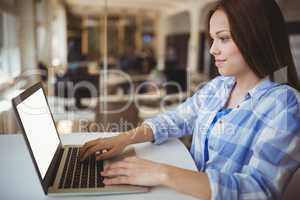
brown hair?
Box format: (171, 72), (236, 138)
(206, 0), (300, 91)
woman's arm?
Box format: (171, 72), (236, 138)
(80, 77), (219, 160)
(79, 124), (154, 161)
(162, 164), (211, 199)
(143, 77), (221, 145)
(101, 157), (211, 199)
(124, 124), (155, 144)
(102, 88), (300, 200)
(80, 91), (203, 161)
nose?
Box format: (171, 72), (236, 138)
(209, 40), (220, 56)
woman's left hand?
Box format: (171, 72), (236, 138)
(101, 156), (168, 187)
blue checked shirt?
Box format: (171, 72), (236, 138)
(144, 76), (300, 200)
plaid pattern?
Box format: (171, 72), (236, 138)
(144, 76), (300, 200)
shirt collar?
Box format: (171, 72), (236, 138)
(222, 76), (279, 99)
(222, 76), (236, 90)
(247, 78), (278, 98)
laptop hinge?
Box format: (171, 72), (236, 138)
(49, 148), (64, 187)
(44, 145), (64, 194)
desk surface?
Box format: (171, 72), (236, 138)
(0, 133), (198, 200)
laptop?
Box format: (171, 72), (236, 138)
(12, 82), (149, 196)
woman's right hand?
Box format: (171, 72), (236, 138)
(79, 133), (131, 161)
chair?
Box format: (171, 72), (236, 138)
(95, 95), (139, 132)
(283, 168), (300, 200)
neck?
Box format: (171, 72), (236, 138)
(234, 71), (262, 93)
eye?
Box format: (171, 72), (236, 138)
(219, 36), (230, 43)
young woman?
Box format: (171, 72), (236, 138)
(80, 0), (300, 199)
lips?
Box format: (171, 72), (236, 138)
(215, 59), (226, 62)
(215, 59), (226, 67)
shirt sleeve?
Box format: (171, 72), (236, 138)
(206, 89), (300, 200)
(143, 77), (221, 145)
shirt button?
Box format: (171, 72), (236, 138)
(219, 120), (223, 124)
(209, 145), (214, 150)
(237, 105), (240, 108)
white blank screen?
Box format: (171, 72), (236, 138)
(16, 89), (60, 179)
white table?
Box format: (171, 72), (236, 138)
(0, 133), (199, 200)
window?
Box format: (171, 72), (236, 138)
(0, 11), (21, 83)
(286, 22), (300, 80)
(0, 14), (3, 71)
(290, 35), (300, 78)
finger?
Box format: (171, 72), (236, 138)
(79, 138), (100, 157)
(101, 168), (130, 177)
(95, 148), (118, 161)
(105, 161), (134, 171)
(81, 143), (111, 161)
(123, 156), (139, 162)
(81, 143), (110, 161)
(121, 157), (151, 169)
(125, 156), (152, 165)
(80, 138), (101, 152)
(80, 145), (97, 160)
(103, 176), (131, 185)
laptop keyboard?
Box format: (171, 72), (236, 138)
(58, 147), (104, 189)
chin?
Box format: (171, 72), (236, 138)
(217, 68), (232, 76)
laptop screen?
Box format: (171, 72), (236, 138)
(16, 88), (60, 179)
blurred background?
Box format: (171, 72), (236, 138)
(1, 1), (300, 199)
(0, 0), (299, 138)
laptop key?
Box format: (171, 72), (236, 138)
(89, 155), (96, 187)
(97, 176), (105, 188)
(96, 160), (104, 187)
(58, 148), (72, 189)
(80, 157), (89, 188)
(64, 148), (77, 188)
(59, 147), (105, 189)
(72, 149), (81, 188)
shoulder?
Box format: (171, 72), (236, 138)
(261, 84), (300, 108)
(255, 84), (300, 120)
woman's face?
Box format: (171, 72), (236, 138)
(209, 9), (250, 77)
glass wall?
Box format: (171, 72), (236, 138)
(0, 11), (21, 81)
